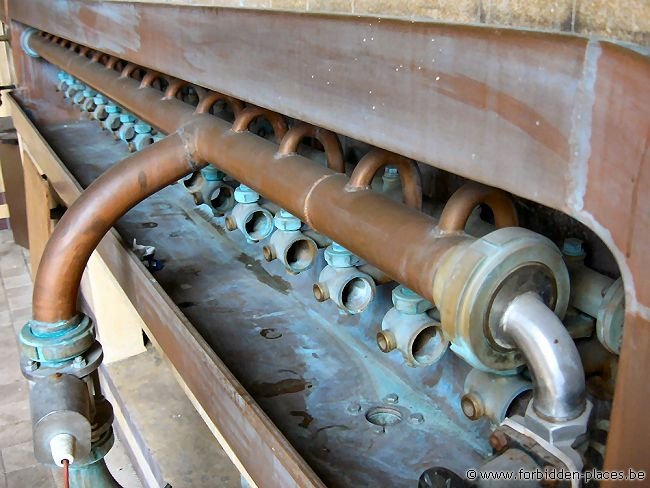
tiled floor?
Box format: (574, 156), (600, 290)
(0, 229), (141, 488)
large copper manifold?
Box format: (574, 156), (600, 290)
(28, 31), (570, 380)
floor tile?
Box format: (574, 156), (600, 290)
(6, 465), (54, 488)
(2, 440), (38, 473)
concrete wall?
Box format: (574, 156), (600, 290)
(106, 0), (650, 46)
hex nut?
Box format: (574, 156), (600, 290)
(234, 185), (260, 204)
(324, 243), (360, 268)
(392, 285), (433, 315)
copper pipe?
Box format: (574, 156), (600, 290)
(278, 123), (345, 173)
(196, 91), (244, 117)
(232, 106), (288, 142)
(437, 182), (518, 233)
(79, 46), (90, 57)
(163, 79), (187, 100)
(30, 33), (470, 320)
(90, 51), (102, 63)
(346, 149), (422, 210)
(140, 70), (161, 88)
(32, 134), (203, 322)
(105, 56), (118, 70)
(120, 63), (139, 78)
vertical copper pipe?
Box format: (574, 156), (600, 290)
(346, 149), (422, 210)
(437, 182), (518, 233)
(277, 123), (345, 173)
(32, 135), (203, 323)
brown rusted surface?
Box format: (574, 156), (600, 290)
(346, 149), (423, 210)
(278, 123), (345, 173)
(438, 182), (518, 233)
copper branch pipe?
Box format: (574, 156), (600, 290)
(232, 106), (288, 143)
(278, 123), (345, 174)
(346, 149), (422, 210)
(196, 91), (244, 117)
(32, 135), (204, 322)
(438, 182), (518, 233)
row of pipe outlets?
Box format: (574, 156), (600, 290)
(56, 70), (161, 153)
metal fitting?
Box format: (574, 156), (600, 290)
(74, 88), (96, 106)
(503, 399), (593, 472)
(30, 373), (92, 466)
(262, 210), (318, 274)
(378, 290), (448, 367)
(131, 123), (154, 152)
(65, 82), (85, 100)
(56, 71), (72, 92)
(433, 227), (570, 373)
(562, 237), (585, 258)
(324, 242), (361, 268)
(201, 165), (226, 182)
(461, 369), (532, 423)
(91, 96), (109, 121)
(314, 264), (376, 314)
(20, 27), (40, 58)
(207, 182), (235, 216)
(392, 285), (433, 315)
(117, 115), (137, 143)
(227, 186), (274, 242)
(20, 315), (95, 365)
(102, 105), (122, 131)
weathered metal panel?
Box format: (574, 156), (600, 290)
(9, 0), (590, 212)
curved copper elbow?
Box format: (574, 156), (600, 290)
(196, 91), (244, 117)
(140, 71), (162, 89)
(346, 149), (422, 210)
(105, 56), (119, 70)
(232, 106), (288, 143)
(163, 79), (188, 100)
(79, 46), (90, 58)
(90, 51), (102, 63)
(120, 63), (139, 78)
(277, 123), (345, 173)
(437, 182), (518, 233)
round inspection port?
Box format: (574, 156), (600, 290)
(285, 239), (317, 273)
(209, 185), (234, 214)
(244, 211), (273, 241)
(340, 277), (373, 314)
(411, 326), (445, 366)
(365, 406), (403, 427)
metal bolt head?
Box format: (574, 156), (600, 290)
(384, 393), (399, 404)
(383, 166), (399, 178)
(273, 209), (301, 231)
(73, 356), (86, 368)
(201, 166), (225, 182)
(234, 184), (260, 204)
(562, 237), (585, 258)
(134, 123), (152, 134)
(105, 104), (121, 114)
(324, 242), (360, 268)
(391, 285), (433, 315)
(93, 95), (106, 105)
(119, 114), (136, 124)
(82, 89), (96, 98)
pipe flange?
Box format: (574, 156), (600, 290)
(597, 277), (624, 355)
(20, 27), (40, 58)
(433, 227), (570, 373)
(21, 340), (104, 380)
(263, 229), (318, 274)
(20, 315), (96, 364)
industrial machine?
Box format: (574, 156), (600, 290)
(2, 1), (649, 486)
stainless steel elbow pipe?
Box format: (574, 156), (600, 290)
(498, 292), (586, 422)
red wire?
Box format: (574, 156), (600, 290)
(63, 459), (70, 488)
